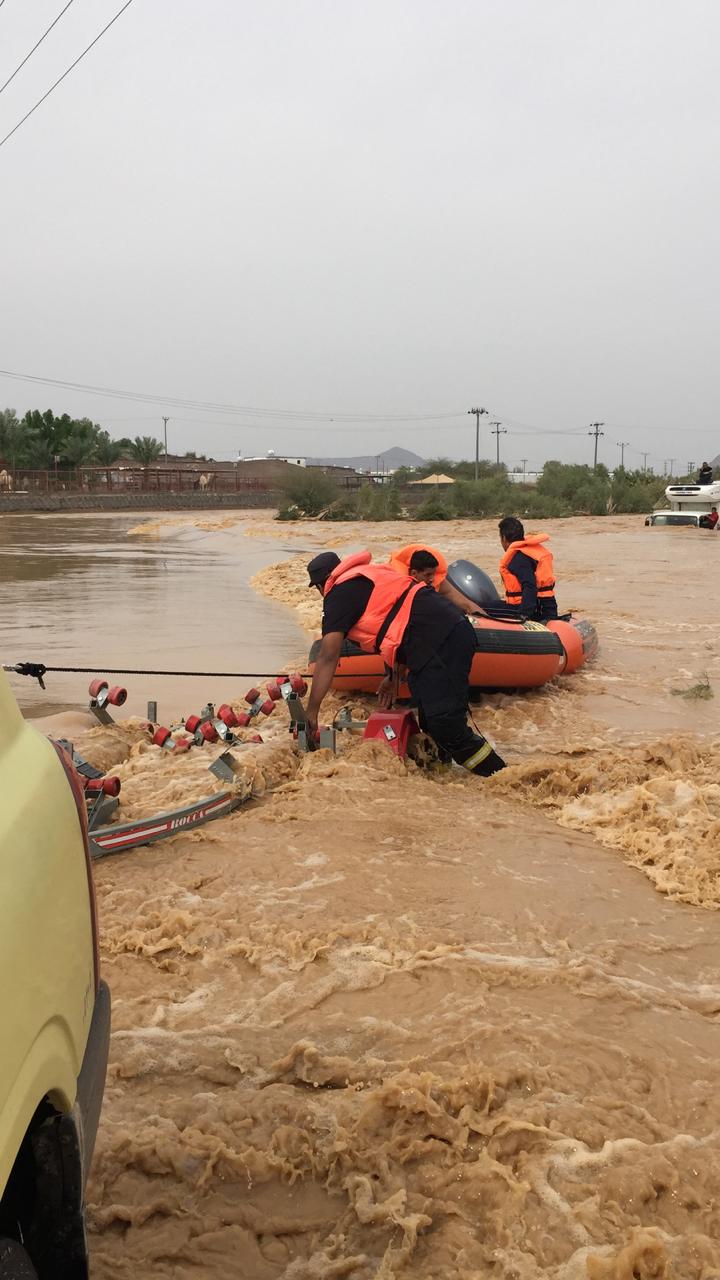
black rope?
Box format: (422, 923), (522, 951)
(3, 661), (368, 683)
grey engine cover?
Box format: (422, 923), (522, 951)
(446, 559), (500, 606)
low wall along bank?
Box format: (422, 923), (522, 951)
(0, 491), (281, 515)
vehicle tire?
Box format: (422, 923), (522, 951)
(0, 1238), (39, 1280)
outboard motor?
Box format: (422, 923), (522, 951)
(446, 560), (500, 608)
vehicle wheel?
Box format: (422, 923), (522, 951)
(0, 1238), (39, 1280)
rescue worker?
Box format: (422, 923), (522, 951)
(498, 517), (558, 621)
(391, 544), (523, 621)
(389, 543), (447, 587)
(405, 548), (442, 586)
(304, 550), (505, 777)
(697, 462), (714, 485)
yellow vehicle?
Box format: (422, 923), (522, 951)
(0, 672), (110, 1279)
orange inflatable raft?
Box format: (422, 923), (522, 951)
(308, 552), (597, 694)
(308, 615), (596, 694)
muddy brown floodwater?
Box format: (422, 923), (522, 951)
(10, 513), (720, 1278)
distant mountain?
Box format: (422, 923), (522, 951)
(309, 446), (425, 472)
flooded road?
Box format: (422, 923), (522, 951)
(0, 512), (307, 720)
(6, 511), (720, 1278)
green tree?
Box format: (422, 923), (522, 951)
(536, 461), (610, 514)
(388, 465), (417, 487)
(452, 459), (503, 481)
(62, 419), (101, 467)
(0, 408), (19, 455)
(129, 436), (164, 465)
(21, 410), (72, 462)
(95, 431), (124, 465)
(0, 410), (30, 469)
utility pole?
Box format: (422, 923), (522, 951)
(668, 458), (675, 477)
(162, 416), (170, 460)
(467, 407), (487, 481)
(521, 458), (528, 479)
(687, 460), (694, 478)
(490, 421), (507, 465)
(617, 441), (629, 468)
(641, 452), (649, 472)
(588, 422), (605, 469)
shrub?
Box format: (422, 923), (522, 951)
(415, 496), (453, 520)
(535, 461), (610, 515)
(518, 492), (573, 520)
(279, 471), (339, 517)
(322, 495), (360, 521)
(610, 468), (666, 513)
(356, 484), (401, 520)
(453, 475), (514, 516)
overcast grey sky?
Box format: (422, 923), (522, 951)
(1, 0), (718, 470)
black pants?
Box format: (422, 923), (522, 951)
(407, 620), (505, 776)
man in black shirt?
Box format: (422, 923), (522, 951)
(305, 551), (505, 777)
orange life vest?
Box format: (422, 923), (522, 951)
(499, 533), (556, 604)
(388, 543), (448, 587)
(324, 550), (424, 667)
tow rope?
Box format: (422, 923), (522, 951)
(2, 661), (358, 688)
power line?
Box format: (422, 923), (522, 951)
(0, 367), (465, 424)
(0, 0), (77, 99)
(0, 0), (135, 151)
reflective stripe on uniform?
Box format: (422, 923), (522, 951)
(463, 740), (492, 770)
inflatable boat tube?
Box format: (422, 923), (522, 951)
(546, 617), (598, 673)
(309, 617), (569, 695)
(308, 554), (598, 693)
(444, 557), (598, 676)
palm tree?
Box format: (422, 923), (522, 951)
(62, 422), (100, 467)
(129, 435), (164, 489)
(129, 436), (164, 465)
(95, 431), (124, 465)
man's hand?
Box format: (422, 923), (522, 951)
(377, 676), (394, 709)
(306, 630), (344, 732)
(305, 709), (318, 742)
(377, 665), (403, 709)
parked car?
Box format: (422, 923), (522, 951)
(0, 671), (110, 1279)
